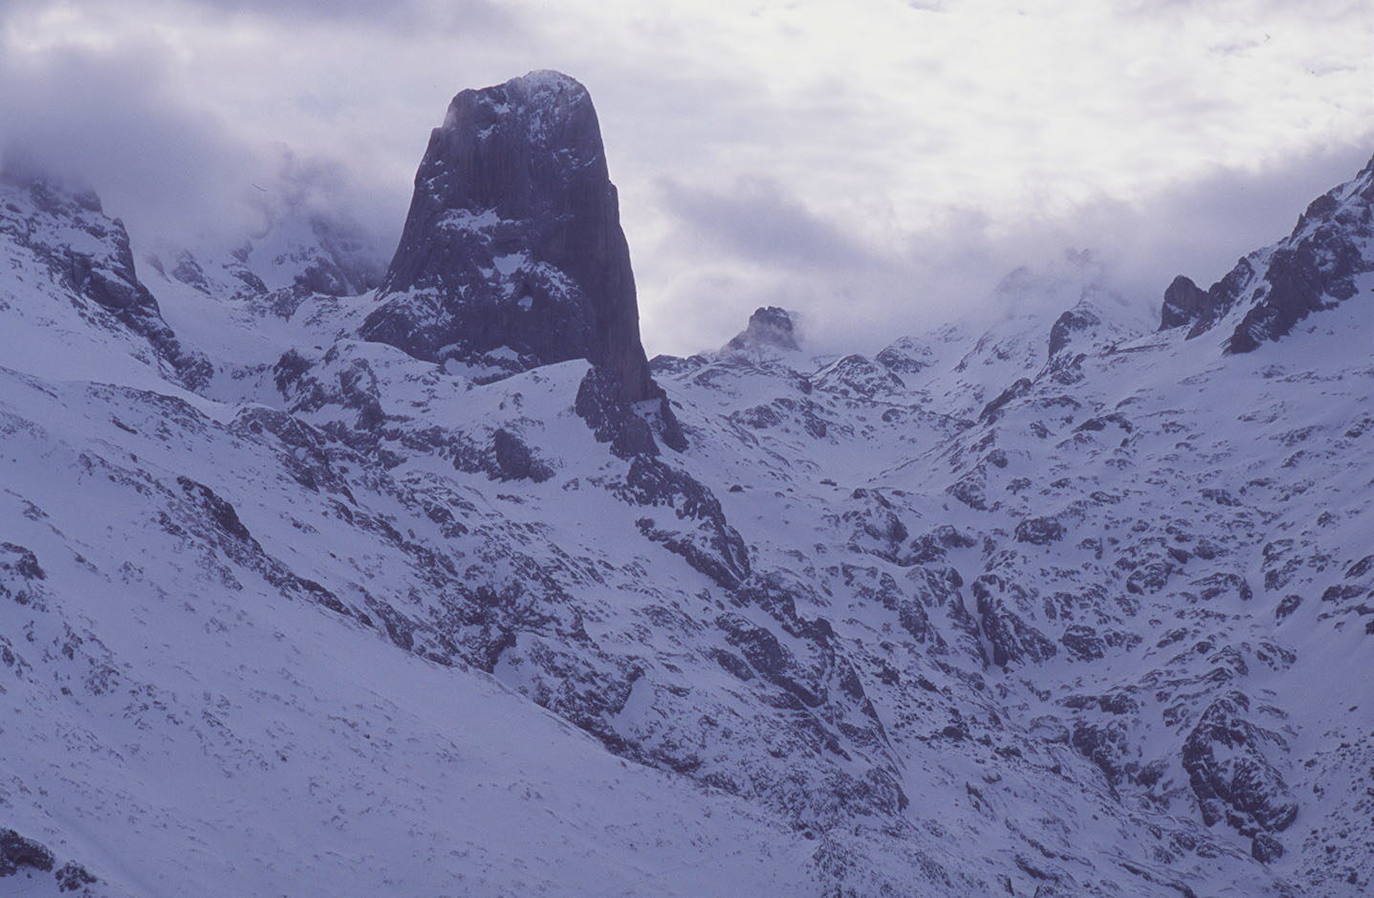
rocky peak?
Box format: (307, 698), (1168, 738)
(1158, 153), (1374, 350)
(1158, 274), (1211, 331)
(723, 306), (801, 354)
(0, 163), (210, 388)
(1046, 303), (1102, 358)
(875, 334), (937, 375)
(360, 70), (656, 402)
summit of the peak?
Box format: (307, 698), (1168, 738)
(360, 72), (657, 403)
(440, 70), (593, 132)
(507, 69), (586, 94)
(723, 306), (801, 354)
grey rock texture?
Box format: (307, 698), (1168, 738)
(575, 365), (683, 458)
(361, 71), (655, 402)
(1182, 692), (1297, 837)
(1159, 275), (1211, 330)
(0, 825), (101, 895)
(1158, 153), (1374, 351)
(0, 827), (54, 876)
(724, 306), (800, 353)
(1047, 304), (1101, 357)
(0, 168), (212, 389)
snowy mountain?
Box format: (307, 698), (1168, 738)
(1, 71), (1371, 897)
(361, 70), (657, 404)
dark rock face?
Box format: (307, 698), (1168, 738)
(491, 428), (553, 482)
(978, 377), (1033, 424)
(972, 575), (1056, 669)
(1188, 572), (1252, 603)
(1071, 719), (1132, 783)
(1226, 245), (1330, 353)
(725, 306), (799, 352)
(1159, 275), (1212, 330)
(0, 170), (211, 389)
(574, 366), (685, 459)
(0, 828), (55, 876)
(1047, 305), (1100, 357)
(1274, 593), (1303, 620)
(0, 542), (46, 586)
(814, 354), (905, 398)
(575, 364), (657, 457)
(875, 336), (933, 375)
(621, 456), (751, 588)
(1182, 692), (1297, 838)
(842, 489), (910, 562)
(1158, 154), (1374, 351)
(1060, 624), (1105, 661)
(1014, 516), (1065, 545)
(361, 71), (655, 402)
(1251, 832), (1284, 864)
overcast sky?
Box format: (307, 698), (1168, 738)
(2, 0), (1371, 355)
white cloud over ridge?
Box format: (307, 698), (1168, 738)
(1, 0), (1370, 355)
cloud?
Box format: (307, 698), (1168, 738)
(0, 24), (400, 269)
(1079, 140), (1374, 293)
(0, 38), (257, 235)
(0, 0), (1369, 361)
(638, 135), (1374, 357)
(658, 175), (876, 271)
(0, 0), (520, 35)
(179, 0), (521, 34)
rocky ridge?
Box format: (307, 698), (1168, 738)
(1160, 154), (1374, 353)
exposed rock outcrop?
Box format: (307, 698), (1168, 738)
(724, 306), (800, 353)
(361, 71), (656, 402)
(1047, 305), (1101, 357)
(0, 162), (212, 389)
(1158, 275), (1211, 331)
(875, 336), (934, 376)
(0, 826), (100, 895)
(1183, 692), (1297, 840)
(1158, 154), (1374, 351)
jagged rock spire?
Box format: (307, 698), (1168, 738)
(360, 70), (655, 401)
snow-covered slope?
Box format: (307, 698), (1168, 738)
(1, 75), (1371, 896)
